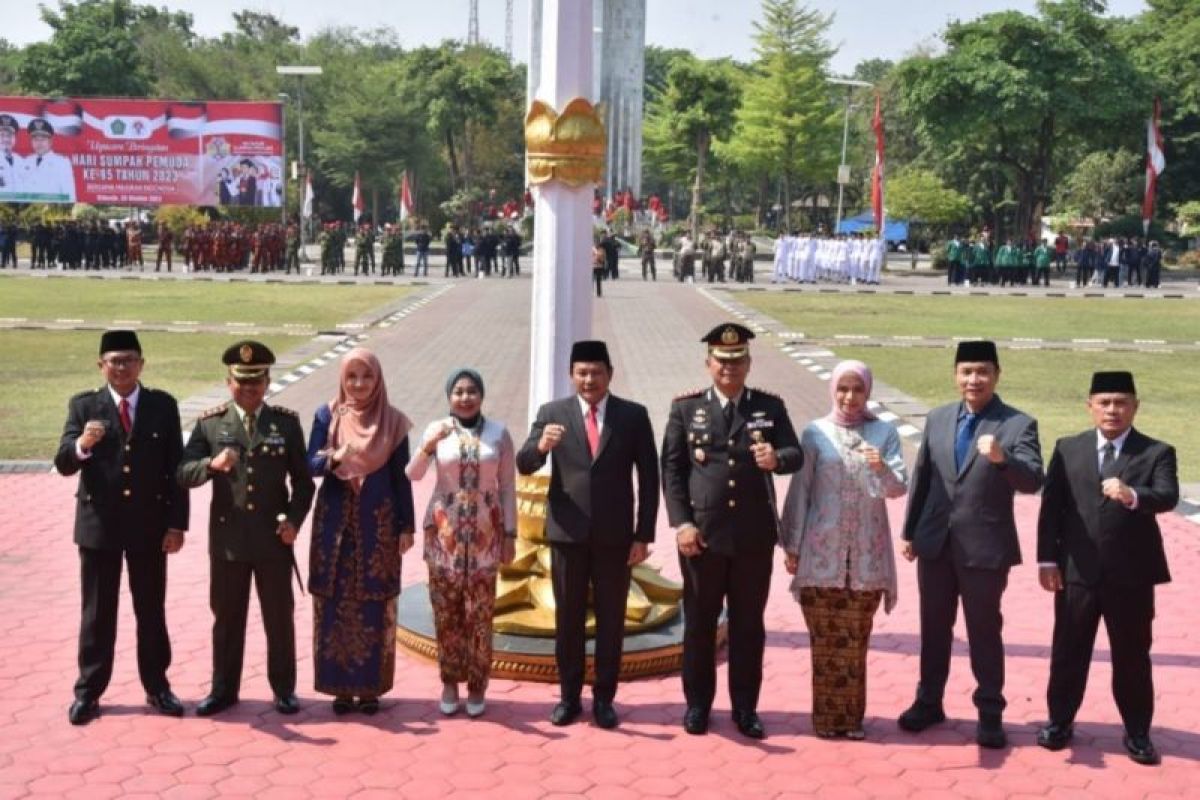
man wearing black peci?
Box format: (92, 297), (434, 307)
(516, 340), (659, 730)
(55, 330), (189, 725)
(1036, 371), (1179, 765)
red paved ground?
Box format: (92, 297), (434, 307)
(2, 277), (1198, 798)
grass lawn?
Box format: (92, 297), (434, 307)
(736, 292), (1200, 343)
(0, 275), (413, 330)
(1, 331), (302, 460)
(835, 345), (1200, 483)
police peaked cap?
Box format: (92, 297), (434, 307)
(702, 322), (755, 360)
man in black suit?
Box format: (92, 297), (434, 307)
(898, 340), (1043, 748)
(1035, 371), (1178, 765)
(236, 160), (258, 207)
(516, 340), (659, 729)
(55, 330), (189, 725)
(661, 323), (802, 739)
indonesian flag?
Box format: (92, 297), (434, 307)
(352, 171), (364, 222)
(399, 170), (414, 222)
(1143, 98), (1165, 235)
(302, 172), (314, 219)
(870, 93), (885, 235)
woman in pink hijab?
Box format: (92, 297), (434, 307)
(779, 360), (908, 739)
(307, 348), (415, 715)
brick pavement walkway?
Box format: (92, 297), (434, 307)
(1, 276), (1197, 798)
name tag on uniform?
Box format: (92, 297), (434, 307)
(746, 418), (774, 432)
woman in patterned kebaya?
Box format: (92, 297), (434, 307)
(779, 360), (908, 739)
(406, 369), (516, 718)
(307, 348), (415, 715)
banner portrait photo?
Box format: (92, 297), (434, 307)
(0, 97), (283, 207)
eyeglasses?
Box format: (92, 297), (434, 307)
(102, 356), (142, 368)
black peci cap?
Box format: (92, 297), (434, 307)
(1090, 371), (1137, 395)
(955, 340), (999, 366)
(569, 340), (611, 368)
(99, 330), (141, 355)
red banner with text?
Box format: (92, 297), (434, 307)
(0, 97), (283, 207)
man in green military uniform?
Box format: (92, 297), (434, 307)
(178, 341), (315, 716)
(284, 222), (301, 275)
(661, 323), (803, 739)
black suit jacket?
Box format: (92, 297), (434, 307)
(661, 386), (802, 556)
(55, 385), (189, 551)
(1037, 428), (1177, 586)
(903, 395), (1043, 568)
(516, 394), (659, 546)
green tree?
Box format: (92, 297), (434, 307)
(1052, 149), (1141, 221)
(18, 0), (193, 96)
(644, 56), (741, 238)
(722, 0), (840, 230)
(885, 168), (972, 225)
(0, 39), (21, 94)
(895, 0), (1149, 240)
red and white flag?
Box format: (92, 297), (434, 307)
(1142, 98), (1165, 235)
(302, 172), (314, 219)
(399, 171), (414, 222)
(870, 92), (885, 235)
(352, 171), (364, 222)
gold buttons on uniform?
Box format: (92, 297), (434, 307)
(728, 480), (735, 487)
(247, 485), (254, 493)
(728, 439), (734, 446)
(122, 489), (131, 497)
(122, 465), (131, 473)
(247, 503), (256, 511)
(247, 467), (254, 474)
(124, 445), (131, 452)
(728, 499), (736, 508)
(728, 459), (735, 466)
(218, 516), (225, 523)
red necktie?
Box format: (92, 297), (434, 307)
(118, 398), (132, 435)
(586, 404), (600, 458)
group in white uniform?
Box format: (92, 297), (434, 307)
(0, 115), (77, 203)
(772, 233), (886, 285)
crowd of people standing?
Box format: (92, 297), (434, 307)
(56, 322), (1180, 768)
(945, 232), (1166, 289)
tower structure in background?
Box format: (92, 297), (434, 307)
(505, 0), (515, 60)
(529, 0), (646, 200)
(468, 0), (481, 45)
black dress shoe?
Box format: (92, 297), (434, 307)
(146, 689), (184, 717)
(196, 694), (238, 717)
(683, 706), (709, 735)
(550, 700), (583, 726)
(976, 712), (1007, 749)
(1123, 733), (1161, 766)
(593, 701), (618, 730)
(897, 701), (946, 732)
(732, 709), (766, 740)
(332, 696), (354, 715)
(68, 699), (100, 726)
(1036, 722), (1074, 751)
(274, 694), (301, 715)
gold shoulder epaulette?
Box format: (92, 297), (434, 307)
(673, 387), (705, 402)
(269, 404), (299, 418)
(199, 403), (229, 420)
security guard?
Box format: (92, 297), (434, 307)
(177, 341), (315, 716)
(661, 323), (802, 739)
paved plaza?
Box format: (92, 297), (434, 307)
(1, 273), (1198, 798)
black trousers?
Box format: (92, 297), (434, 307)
(209, 557), (295, 700)
(550, 540), (631, 704)
(75, 546), (171, 702)
(1047, 580), (1155, 736)
(679, 547), (773, 714)
(916, 550), (1009, 715)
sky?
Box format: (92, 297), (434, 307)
(4, 0), (1149, 75)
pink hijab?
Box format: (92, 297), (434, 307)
(328, 348), (412, 490)
(827, 360), (877, 428)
